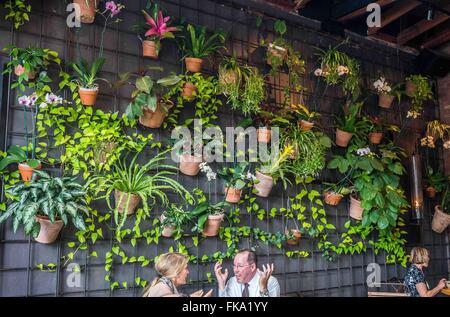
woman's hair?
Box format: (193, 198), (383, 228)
(410, 247), (429, 265)
(142, 252), (189, 296)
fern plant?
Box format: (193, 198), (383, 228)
(0, 170), (89, 238)
(87, 149), (194, 230)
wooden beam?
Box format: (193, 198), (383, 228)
(338, 0), (395, 23)
(367, 0), (421, 35)
(397, 7), (450, 45)
(421, 28), (450, 49)
(371, 32), (397, 43)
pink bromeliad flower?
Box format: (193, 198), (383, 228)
(144, 10), (178, 40)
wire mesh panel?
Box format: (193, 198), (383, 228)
(0, 0), (449, 297)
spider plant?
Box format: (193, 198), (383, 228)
(181, 24), (226, 59)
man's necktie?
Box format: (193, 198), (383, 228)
(242, 283), (250, 297)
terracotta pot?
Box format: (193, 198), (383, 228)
(349, 196), (364, 220)
(114, 189), (140, 215)
(369, 132), (383, 145)
(139, 101), (173, 129)
(323, 191), (343, 206)
(160, 215), (176, 238)
(143, 40), (158, 59)
(202, 214), (224, 237)
(285, 229), (301, 245)
(73, 0), (98, 24)
(225, 187), (242, 204)
(254, 171), (274, 198)
(79, 87), (98, 106)
(14, 65), (36, 79)
(426, 186), (437, 199)
(267, 44), (287, 65)
(18, 162), (42, 182)
(335, 128), (353, 147)
(378, 94), (394, 108)
(257, 128), (271, 143)
(405, 80), (417, 97)
(299, 120), (314, 131)
(35, 215), (64, 244)
(185, 57), (204, 73)
(179, 153), (202, 176)
(219, 69), (238, 86)
(432, 205), (450, 233)
(182, 82), (196, 99)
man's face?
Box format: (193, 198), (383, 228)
(233, 252), (256, 284)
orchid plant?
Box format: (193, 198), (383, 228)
(142, 4), (179, 54)
(373, 77), (392, 95)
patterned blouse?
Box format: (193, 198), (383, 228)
(404, 264), (427, 297)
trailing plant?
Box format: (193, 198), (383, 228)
(0, 170), (89, 238)
(3, 0), (31, 29)
(86, 148), (194, 232)
(180, 24), (226, 59)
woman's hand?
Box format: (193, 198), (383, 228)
(438, 279), (447, 290)
(190, 289), (213, 297)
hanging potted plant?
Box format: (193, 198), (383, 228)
(218, 162), (252, 204)
(87, 149), (194, 233)
(322, 182), (351, 206)
(0, 170), (89, 244)
(425, 166), (448, 199)
(191, 200), (227, 237)
(432, 184), (450, 233)
(253, 104), (279, 144)
(3, 45), (61, 91)
(264, 20), (288, 70)
(290, 103), (319, 131)
(73, 0), (99, 24)
(177, 139), (203, 176)
(366, 116), (384, 145)
(405, 75), (433, 119)
(0, 145), (41, 182)
(160, 204), (192, 238)
(141, 3), (179, 59)
(180, 24), (226, 73)
(285, 228), (301, 245)
(119, 68), (181, 128)
(373, 76), (395, 109)
(334, 101), (363, 147)
(349, 194), (364, 220)
(254, 145), (294, 198)
(71, 2), (123, 106)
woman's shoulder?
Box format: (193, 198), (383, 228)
(143, 282), (174, 297)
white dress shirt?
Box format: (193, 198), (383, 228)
(218, 271), (280, 297)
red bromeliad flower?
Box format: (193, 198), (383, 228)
(144, 10), (178, 40)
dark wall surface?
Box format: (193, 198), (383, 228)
(0, 0), (449, 297)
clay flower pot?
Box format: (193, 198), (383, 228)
(73, 0), (98, 24)
(267, 44), (287, 65)
(225, 187), (242, 204)
(179, 154), (202, 176)
(114, 189), (140, 215)
(378, 94), (394, 108)
(254, 171), (274, 198)
(426, 186), (437, 199)
(35, 215), (64, 244)
(323, 191), (344, 206)
(285, 229), (301, 245)
(432, 205), (450, 233)
(14, 65), (36, 79)
(202, 213), (224, 237)
(185, 57), (204, 73)
(139, 101), (173, 129)
(257, 128), (271, 143)
(335, 128), (353, 147)
(369, 132), (383, 145)
(182, 82), (196, 99)
(299, 120), (314, 131)
(349, 196), (364, 220)
(160, 215), (176, 238)
(18, 162), (42, 182)
(143, 40), (158, 59)
(79, 87), (98, 106)
(405, 80), (417, 97)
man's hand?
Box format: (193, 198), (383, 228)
(257, 263), (274, 292)
(214, 262), (228, 291)
(438, 278), (447, 290)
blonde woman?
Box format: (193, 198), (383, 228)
(404, 247), (447, 297)
(142, 252), (213, 297)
